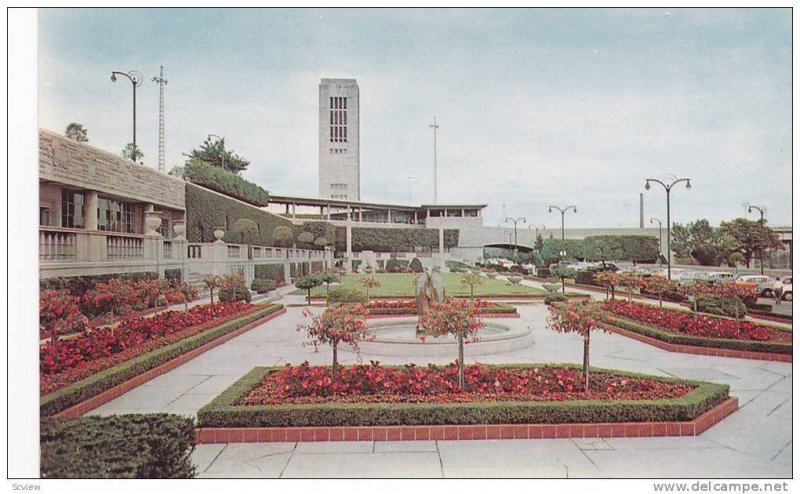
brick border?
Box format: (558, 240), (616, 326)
(194, 397), (738, 443)
(600, 322), (791, 363)
(52, 308), (288, 418)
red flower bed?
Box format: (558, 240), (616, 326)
(366, 299), (515, 314)
(40, 301), (255, 394)
(239, 362), (693, 405)
(602, 300), (790, 343)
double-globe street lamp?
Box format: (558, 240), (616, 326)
(548, 205), (577, 259)
(505, 216), (526, 263)
(744, 203), (766, 275)
(649, 217), (663, 263)
(110, 70), (143, 161)
(644, 176), (691, 280)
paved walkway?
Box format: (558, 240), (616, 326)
(88, 299), (791, 478)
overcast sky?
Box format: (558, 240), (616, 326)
(38, 8), (791, 228)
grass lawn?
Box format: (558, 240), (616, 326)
(292, 273), (547, 297)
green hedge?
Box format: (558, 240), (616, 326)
(40, 272), (158, 298)
(292, 221), (338, 250)
(185, 160), (270, 206)
(327, 287), (369, 304)
(334, 227), (459, 252)
(197, 364), (729, 427)
(694, 295), (747, 318)
(40, 304), (284, 417)
(41, 414), (196, 478)
(185, 183), (292, 245)
(607, 316), (792, 355)
(254, 264), (285, 284)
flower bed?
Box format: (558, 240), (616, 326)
(197, 363), (729, 428)
(365, 299), (517, 316)
(40, 303), (284, 417)
(602, 300), (792, 355)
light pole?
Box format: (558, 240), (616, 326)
(745, 203), (766, 274)
(649, 217), (663, 263)
(505, 216), (526, 264)
(111, 70), (143, 161)
(207, 134), (225, 170)
(645, 176), (691, 280)
(548, 205), (576, 258)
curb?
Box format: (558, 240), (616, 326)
(194, 397), (738, 443)
(51, 308), (288, 418)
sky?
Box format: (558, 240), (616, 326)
(38, 8), (792, 229)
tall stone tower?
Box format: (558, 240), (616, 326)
(319, 78), (360, 201)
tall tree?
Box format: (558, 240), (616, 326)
(670, 219), (727, 266)
(122, 143), (143, 162)
(185, 136), (249, 174)
(534, 233), (544, 252)
(718, 218), (782, 268)
(64, 122), (88, 142)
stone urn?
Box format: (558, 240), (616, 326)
(213, 226), (226, 243)
(144, 211), (162, 236)
(173, 220), (186, 240)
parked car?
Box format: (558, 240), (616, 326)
(735, 275), (773, 297)
(764, 277), (793, 301)
(677, 270), (709, 284)
(705, 272), (735, 284)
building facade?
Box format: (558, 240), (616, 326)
(318, 78), (360, 201)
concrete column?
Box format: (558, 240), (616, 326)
(326, 205), (331, 221)
(283, 261), (291, 283)
(387, 209), (392, 223)
(438, 226), (445, 269)
(84, 191), (98, 231)
(358, 208), (363, 222)
(346, 222), (353, 273)
(292, 203), (296, 219)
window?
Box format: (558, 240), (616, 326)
(61, 189), (84, 228)
(97, 197), (136, 233)
(331, 194), (348, 200)
(329, 96), (348, 143)
(39, 206), (51, 226)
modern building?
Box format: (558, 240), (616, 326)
(318, 78), (360, 201)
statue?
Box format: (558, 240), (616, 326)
(415, 267), (445, 337)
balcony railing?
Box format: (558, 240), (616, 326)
(106, 234), (144, 260)
(40, 228), (77, 261)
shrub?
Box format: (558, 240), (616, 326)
(184, 159), (269, 206)
(218, 274), (251, 303)
(273, 226), (294, 247)
(575, 270), (596, 286)
(542, 283), (561, 293)
(251, 278), (276, 294)
(385, 258), (410, 273)
(41, 414), (196, 478)
(544, 293), (569, 305)
(694, 295), (747, 319)
(254, 264), (285, 284)
(445, 260), (470, 273)
(409, 257), (424, 273)
(327, 288), (368, 305)
(507, 276), (522, 285)
(39, 272), (158, 300)
(164, 269), (182, 286)
(334, 228), (459, 253)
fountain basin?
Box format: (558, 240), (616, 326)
(345, 317), (534, 357)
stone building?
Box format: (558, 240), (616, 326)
(318, 78), (360, 201)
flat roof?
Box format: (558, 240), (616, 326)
(269, 194), (486, 211)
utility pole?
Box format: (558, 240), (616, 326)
(152, 66), (168, 173)
(429, 116), (439, 204)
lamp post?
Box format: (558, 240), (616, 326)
(548, 205), (576, 258)
(110, 70), (143, 161)
(744, 203), (766, 275)
(649, 217), (663, 263)
(505, 216), (526, 264)
(207, 134), (225, 170)
(644, 176), (691, 280)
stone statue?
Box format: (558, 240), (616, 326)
(415, 267), (445, 336)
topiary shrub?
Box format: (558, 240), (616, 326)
(542, 283), (561, 293)
(41, 414), (196, 478)
(295, 275), (323, 305)
(385, 258), (410, 273)
(544, 292), (570, 305)
(409, 257), (423, 273)
(327, 287), (368, 305)
(445, 260), (470, 273)
(694, 295), (747, 318)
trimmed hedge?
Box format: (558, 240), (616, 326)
(327, 287), (369, 304)
(41, 414), (196, 478)
(185, 183), (291, 245)
(386, 258), (410, 273)
(334, 227), (459, 253)
(694, 295), (747, 318)
(185, 160), (269, 206)
(40, 304), (285, 417)
(251, 278), (276, 294)
(40, 272), (158, 299)
(197, 364), (729, 427)
(255, 264), (285, 284)
(606, 316), (792, 355)
(544, 293), (569, 305)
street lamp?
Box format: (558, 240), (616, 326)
(548, 205), (577, 258)
(505, 216), (526, 264)
(644, 176), (691, 280)
(649, 217), (663, 263)
(207, 134), (225, 170)
(110, 70), (143, 161)
(744, 203), (766, 275)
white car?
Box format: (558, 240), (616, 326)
(735, 275), (773, 297)
(762, 277), (793, 301)
(678, 271), (709, 284)
(705, 272), (735, 284)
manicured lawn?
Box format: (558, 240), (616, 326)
(292, 273), (547, 297)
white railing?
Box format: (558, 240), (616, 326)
(227, 245), (241, 258)
(106, 234), (144, 260)
(163, 241), (173, 259)
(40, 228), (77, 261)
(187, 244), (203, 259)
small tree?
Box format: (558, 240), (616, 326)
(418, 298), (483, 389)
(711, 281), (758, 336)
(296, 275), (323, 305)
(551, 267), (576, 293)
(358, 276), (381, 304)
(297, 303), (371, 379)
(618, 273), (644, 304)
(64, 122), (88, 142)
(202, 275), (221, 304)
(317, 271), (340, 298)
(547, 300), (608, 392)
(642, 276), (673, 308)
(166, 282), (198, 312)
(460, 270), (483, 299)
(272, 226), (294, 247)
(681, 280), (710, 320)
(594, 271), (619, 300)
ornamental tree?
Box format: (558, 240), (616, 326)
(547, 300), (608, 392)
(551, 267), (576, 293)
(418, 298), (484, 389)
(165, 282), (199, 312)
(295, 275), (323, 305)
(618, 273), (644, 304)
(203, 275), (221, 304)
(594, 271), (620, 300)
(709, 281), (758, 336)
(642, 276), (675, 308)
(297, 303), (371, 379)
(358, 276), (381, 303)
(460, 270), (483, 299)
(680, 280), (712, 320)
(317, 271), (340, 298)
